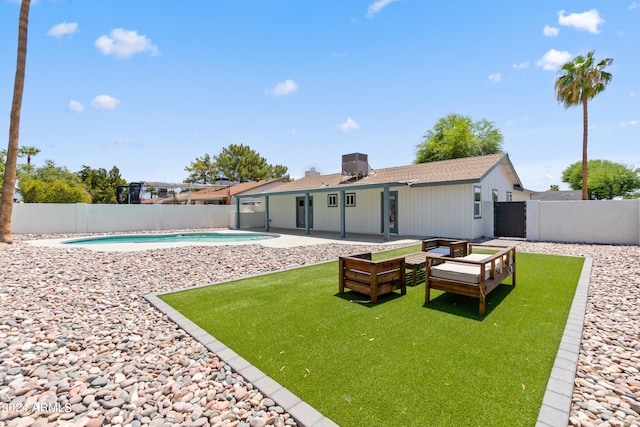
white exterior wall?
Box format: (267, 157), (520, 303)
(266, 195), (297, 229)
(312, 193), (342, 232)
(343, 189), (382, 234)
(398, 184), (473, 239)
(265, 185), (479, 239)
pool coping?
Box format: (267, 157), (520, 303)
(145, 255), (593, 427)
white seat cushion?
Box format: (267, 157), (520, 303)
(430, 253), (499, 284)
(431, 262), (485, 284)
(460, 253), (492, 262)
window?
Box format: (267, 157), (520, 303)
(492, 188), (499, 202)
(345, 193), (356, 207)
(506, 191), (513, 202)
(327, 193), (338, 207)
(474, 186), (482, 218)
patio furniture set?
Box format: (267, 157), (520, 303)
(338, 238), (516, 316)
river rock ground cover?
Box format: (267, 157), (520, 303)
(0, 231), (638, 427)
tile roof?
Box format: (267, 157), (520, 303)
(263, 153), (518, 194)
(168, 179), (286, 202)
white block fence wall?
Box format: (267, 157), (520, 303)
(7, 200), (640, 245)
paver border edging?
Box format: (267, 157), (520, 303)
(536, 256), (593, 427)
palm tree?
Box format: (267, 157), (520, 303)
(18, 145), (40, 166)
(0, 0), (31, 244)
(555, 50), (613, 200)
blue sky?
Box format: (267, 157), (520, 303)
(1, 0), (638, 191)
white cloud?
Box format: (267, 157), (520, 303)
(557, 9), (604, 34)
(629, 2), (639, 10)
(95, 28), (159, 58)
(269, 79), (298, 96)
(543, 25), (559, 37)
(619, 120), (639, 127)
(513, 60), (530, 70)
(67, 100), (84, 112)
(91, 94), (120, 110)
(47, 22), (78, 38)
(536, 49), (573, 71)
(488, 73), (502, 84)
(338, 117), (360, 132)
(366, 0), (399, 19)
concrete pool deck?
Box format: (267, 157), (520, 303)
(26, 229), (420, 252)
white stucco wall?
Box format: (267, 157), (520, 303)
(527, 200), (640, 245)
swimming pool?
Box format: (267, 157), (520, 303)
(63, 232), (279, 245)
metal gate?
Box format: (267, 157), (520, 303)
(494, 202), (526, 238)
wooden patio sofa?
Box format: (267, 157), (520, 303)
(421, 238), (468, 258)
(338, 253), (406, 303)
(425, 244), (516, 315)
(404, 238), (469, 287)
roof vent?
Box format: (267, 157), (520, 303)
(342, 153), (369, 179)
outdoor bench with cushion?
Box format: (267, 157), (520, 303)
(338, 252), (406, 303)
(425, 244), (516, 315)
(404, 238), (468, 287)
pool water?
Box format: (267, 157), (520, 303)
(63, 232), (278, 245)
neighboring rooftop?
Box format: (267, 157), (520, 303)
(531, 190), (582, 201)
(161, 178), (287, 204)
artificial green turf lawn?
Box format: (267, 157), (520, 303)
(160, 246), (584, 427)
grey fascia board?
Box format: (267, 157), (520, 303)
(237, 178), (488, 198)
(409, 178), (480, 188)
(236, 182), (404, 198)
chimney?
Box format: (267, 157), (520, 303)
(305, 167), (320, 177)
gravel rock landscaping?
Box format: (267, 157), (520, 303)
(0, 232), (638, 427)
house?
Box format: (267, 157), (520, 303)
(162, 178), (287, 205)
(242, 153), (527, 241)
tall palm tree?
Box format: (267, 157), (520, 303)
(0, 0), (31, 244)
(18, 145), (40, 166)
(555, 50), (613, 200)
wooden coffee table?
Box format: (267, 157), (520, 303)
(405, 251), (449, 286)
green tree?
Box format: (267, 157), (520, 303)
(1, 0), (31, 244)
(17, 160), (91, 203)
(211, 144), (290, 182)
(549, 185), (560, 191)
(562, 160), (640, 200)
(270, 164), (291, 181)
(184, 153), (217, 184)
(415, 113), (503, 163)
(76, 165), (128, 204)
(19, 180), (92, 203)
(18, 145), (40, 166)
(555, 50), (613, 200)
